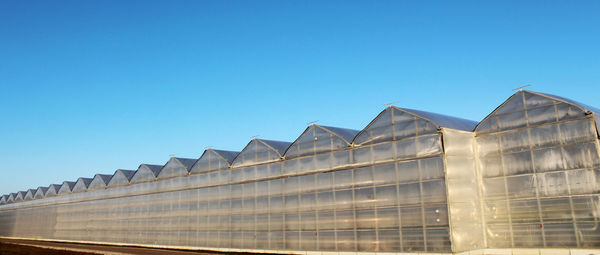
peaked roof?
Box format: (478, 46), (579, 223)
(34, 187), (48, 198)
(231, 138), (292, 167)
(319, 125), (361, 143)
(536, 91), (600, 114)
(399, 107), (478, 131)
(210, 149), (239, 163)
(76, 177), (93, 187)
(8, 193), (16, 201)
(25, 189), (36, 200)
(87, 174), (112, 190)
(140, 164), (163, 176)
(475, 90), (600, 134)
(16, 191), (25, 200)
(156, 157), (197, 179)
(283, 125), (359, 159)
(115, 169), (136, 181)
(46, 184), (60, 196)
(173, 157), (197, 169)
(259, 139), (292, 155)
(353, 106), (477, 146)
(59, 181), (76, 193)
(95, 174), (113, 184)
(0, 195), (6, 203)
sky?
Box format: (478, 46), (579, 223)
(0, 0), (599, 196)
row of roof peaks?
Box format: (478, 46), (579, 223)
(1, 90), (598, 204)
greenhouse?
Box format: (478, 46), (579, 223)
(0, 90), (598, 255)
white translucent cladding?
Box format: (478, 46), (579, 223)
(231, 139), (291, 167)
(353, 106), (439, 146)
(107, 169), (136, 187)
(24, 189), (36, 200)
(476, 90), (590, 134)
(130, 164), (163, 184)
(45, 184), (60, 197)
(283, 125), (358, 160)
(88, 174), (112, 191)
(7, 193), (15, 202)
(71, 177), (93, 193)
(442, 128), (485, 252)
(156, 157), (197, 180)
(190, 149), (238, 174)
(15, 191), (25, 201)
(57, 181), (75, 194)
(34, 186), (48, 199)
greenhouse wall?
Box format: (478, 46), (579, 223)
(0, 90), (599, 255)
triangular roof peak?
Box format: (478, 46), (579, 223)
(283, 124), (359, 159)
(140, 164), (163, 176)
(72, 177), (93, 193)
(15, 191), (25, 201)
(0, 195), (6, 204)
(353, 106), (476, 146)
(190, 149), (239, 174)
(88, 174), (112, 190)
(475, 90), (599, 134)
(156, 157), (197, 179)
(108, 169), (136, 187)
(130, 163), (164, 184)
(231, 138), (291, 167)
(397, 107), (477, 131)
(58, 181), (76, 194)
(209, 149), (239, 164)
(34, 186), (48, 199)
(45, 184), (60, 196)
(24, 189), (36, 200)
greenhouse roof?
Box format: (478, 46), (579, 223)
(116, 169), (136, 181)
(46, 184), (60, 196)
(141, 164), (163, 176)
(537, 91), (600, 114)
(58, 181), (76, 194)
(157, 157), (197, 179)
(210, 149), (239, 164)
(231, 138), (292, 167)
(475, 90), (600, 134)
(34, 187), (48, 198)
(284, 125), (359, 159)
(399, 107), (478, 131)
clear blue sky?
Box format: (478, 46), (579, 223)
(1, 1), (599, 195)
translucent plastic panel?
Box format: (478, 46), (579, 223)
(285, 126), (350, 159)
(157, 158), (191, 179)
(130, 168), (155, 184)
(231, 140), (282, 167)
(354, 107), (438, 146)
(560, 118), (597, 145)
(88, 175), (111, 190)
(45, 185), (59, 197)
(57, 182), (75, 194)
(72, 178), (92, 193)
(24, 190), (34, 200)
(190, 150), (231, 174)
(106, 171), (132, 187)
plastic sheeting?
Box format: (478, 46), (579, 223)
(0, 121), (452, 253)
(476, 91), (600, 249)
(1, 90), (599, 253)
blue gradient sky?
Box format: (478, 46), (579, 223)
(1, 1), (599, 195)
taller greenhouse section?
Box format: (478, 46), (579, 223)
(0, 90), (599, 254)
(475, 91), (600, 248)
